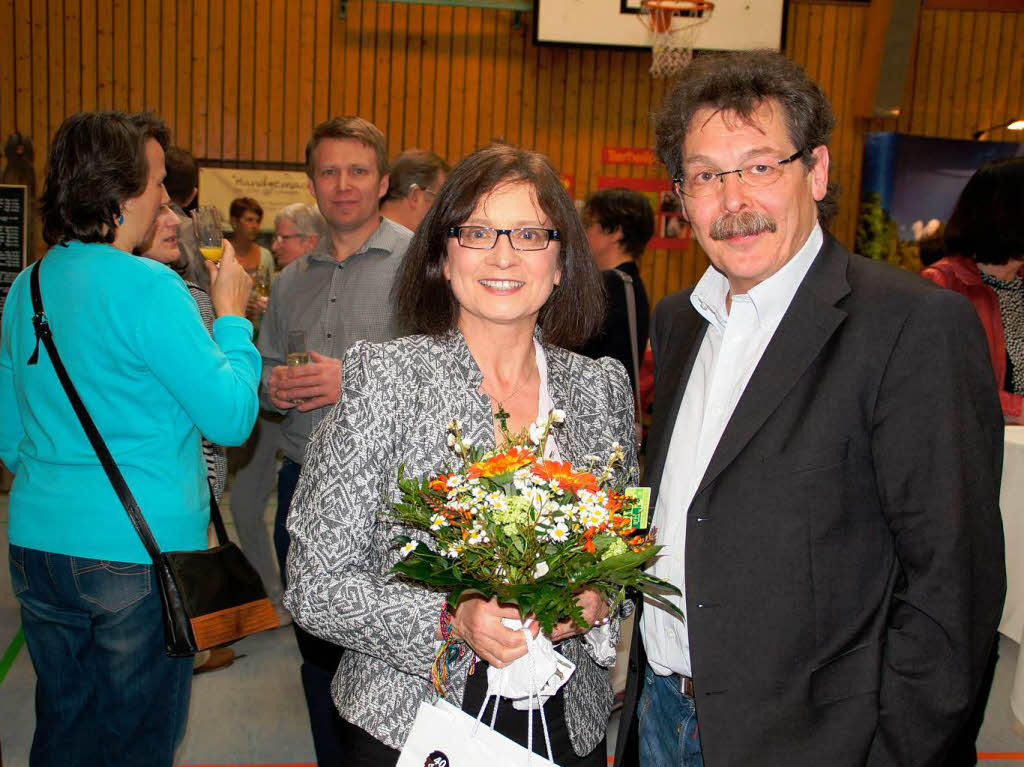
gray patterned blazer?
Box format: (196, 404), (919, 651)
(284, 330), (638, 756)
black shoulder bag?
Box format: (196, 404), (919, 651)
(27, 260), (279, 656)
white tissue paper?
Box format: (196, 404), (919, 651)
(486, 618), (576, 711)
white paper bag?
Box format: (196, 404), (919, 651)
(397, 698), (560, 767)
(488, 618), (576, 711)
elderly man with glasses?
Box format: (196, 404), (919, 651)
(614, 50), (1005, 767)
(230, 203), (324, 628)
(379, 148), (449, 233)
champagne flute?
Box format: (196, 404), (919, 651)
(254, 265), (272, 299)
(287, 330), (309, 367)
(192, 206), (224, 263)
(286, 330), (309, 404)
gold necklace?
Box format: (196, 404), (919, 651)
(484, 368), (533, 432)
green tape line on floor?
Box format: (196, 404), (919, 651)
(0, 627), (25, 687)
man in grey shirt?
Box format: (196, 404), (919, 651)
(257, 115), (411, 765)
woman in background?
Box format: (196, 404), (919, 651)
(0, 110), (260, 767)
(921, 157), (1024, 423)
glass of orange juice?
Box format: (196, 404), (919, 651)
(192, 206), (224, 262)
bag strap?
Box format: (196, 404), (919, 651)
(27, 261), (229, 561)
(611, 268), (642, 419)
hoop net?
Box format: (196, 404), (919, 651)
(638, 1), (714, 78)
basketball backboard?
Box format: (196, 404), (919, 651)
(534, 0), (785, 50)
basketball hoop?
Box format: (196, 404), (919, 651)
(638, 0), (714, 78)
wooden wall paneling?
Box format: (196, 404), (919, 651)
(251, 0), (271, 158)
(988, 12), (1016, 139)
(64, 0), (82, 116)
(387, 3), (408, 150)
(207, 0), (225, 157)
(839, 6), (865, 247)
(952, 12), (978, 138)
(372, 1), (393, 138)
(190, 0), (209, 158)
(828, 5), (851, 241)
(279, 0), (300, 161)
(475, 9), (497, 151)
(533, 45), (553, 162)
(159, 0), (177, 134)
(561, 47), (582, 181)
(342, 0), (362, 117)
(357, 0), (376, 125)
(143, 0), (161, 112)
(430, 7), (452, 159)
(517, 15), (537, 150)
(0, 0), (14, 132)
(46, 0), (64, 141)
(296, 0), (316, 160)
(417, 7), (438, 151)
(574, 48), (597, 200)
(549, 46), (570, 168)
(96, 0), (112, 109)
(235, 0), (255, 160)
(489, 11), (512, 149)
(312, 0), (331, 130)
(976, 13), (1004, 139)
(1003, 14), (1024, 141)
(923, 10), (947, 134)
(30, 0), (48, 159)
(264, 0), (284, 159)
(402, 4), (423, 150)
(445, 7), (466, 159)
(174, 0), (193, 148)
(906, 5), (931, 134)
(585, 49), (609, 199)
(464, 7), (487, 155)
(127, 0), (144, 111)
(221, 0), (240, 159)
(503, 13), (525, 148)
(325, 0), (345, 121)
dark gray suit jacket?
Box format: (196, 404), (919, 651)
(615, 235), (1006, 767)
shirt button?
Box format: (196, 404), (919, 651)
(330, 297), (336, 303)
(326, 333), (332, 338)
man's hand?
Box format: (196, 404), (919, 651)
(547, 587), (610, 642)
(267, 351), (343, 412)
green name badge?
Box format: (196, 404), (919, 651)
(623, 487), (651, 530)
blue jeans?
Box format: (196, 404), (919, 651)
(638, 665), (704, 767)
(9, 544), (193, 767)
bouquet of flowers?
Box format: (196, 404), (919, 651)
(390, 410), (681, 638)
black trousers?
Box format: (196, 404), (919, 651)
(275, 458), (346, 767)
(340, 660), (607, 767)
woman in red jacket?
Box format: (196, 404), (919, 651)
(921, 157), (1024, 423)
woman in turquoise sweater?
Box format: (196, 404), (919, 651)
(0, 111), (260, 767)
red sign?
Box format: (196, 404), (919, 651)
(559, 173), (575, 199)
(601, 147), (658, 166)
(597, 176), (690, 250)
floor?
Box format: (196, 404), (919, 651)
(1, 489), (1023, 766)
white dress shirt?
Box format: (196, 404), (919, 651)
(641, 224), (823, 678)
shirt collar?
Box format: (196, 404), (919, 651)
(691, 223), (823, 331)
(307, 216), (400, 264)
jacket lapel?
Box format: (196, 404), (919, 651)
(694, 235), (852, 499)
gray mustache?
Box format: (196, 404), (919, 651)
(710, 211), (778, 241)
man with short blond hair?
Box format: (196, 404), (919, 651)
(259, 115), (411, 764)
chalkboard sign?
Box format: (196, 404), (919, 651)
(0, 184), (28, 316)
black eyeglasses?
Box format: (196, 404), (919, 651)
(673, 149), (807, 197)
(447, 226), (560, 251)
(272, 233), (306, 244)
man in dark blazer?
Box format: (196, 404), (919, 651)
(614, 50), (1006, 767)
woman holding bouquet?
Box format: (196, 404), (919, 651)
(284, 144), (638, 765)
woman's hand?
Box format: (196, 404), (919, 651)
(547, 587), (610, 643)
(208, 240), (253, 318)
(450, 595), (539, 668)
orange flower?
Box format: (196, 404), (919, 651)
(467, 447), (536, 479)
(582, 527), (598, 553)
(429, 473), (453, 494)
(530, 460), (599, 494)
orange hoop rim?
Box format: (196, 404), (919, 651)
(640, 0), (714, 14)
